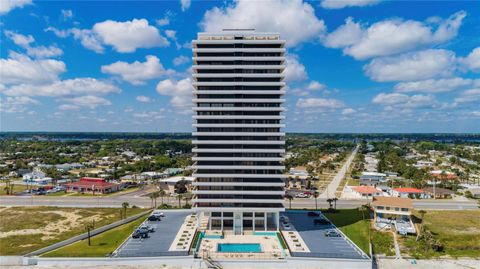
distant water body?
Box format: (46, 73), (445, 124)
(0, 132), (479, 143)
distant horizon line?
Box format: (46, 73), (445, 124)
(1, 131), (479, 135)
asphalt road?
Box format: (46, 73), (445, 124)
(1, 195), (477, 210)
(319, 145), (358, 199)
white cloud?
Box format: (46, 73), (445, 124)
(296, 98), (345, 110)
(173, 55), (189, 66)
(341, 108), (356, 115)
(364, 49), (456, 82)
(307, 81), (326, 91)
(459, 47), (480, 72)
(133, 111), (164, 119)
(156, 78), (192, 108)
(0, 96), (38, 113)
(46, 19), (169, 53)
(4, 30), (63, 58)
(323, 17), (363, 48)
(61, 9), (73, 20)
(3, 78), (120, 97)
(472, 111), (480, 117)
(93, 19), (169, 53)
(63, 95), (112, 109)
(200, 0), (326, 47)
(156, 16), (170, 26)
(321, 0), (382, 9)
(372, 92), (437, 109)
(101, 55), (173, 85)
(0, 53), (66, 85)
(136, 95), (152, 103)
(285, 54), (307, 82)
(180, 0), (191, 11)
(59, 104), (80, 111)
(46, 27), (105, 53)
(454, 88), (480, 104)
(0, 0), (31, 15)
(325, 11), (466, 60)
(394, 77), (479, 93)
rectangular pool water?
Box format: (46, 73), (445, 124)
(217, 243), (262, 253)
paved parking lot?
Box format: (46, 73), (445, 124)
(282, 211), (368, 259)
(115, 211), (191, 257)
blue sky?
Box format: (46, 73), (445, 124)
(1, 0), (479, 133)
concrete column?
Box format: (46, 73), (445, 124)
(275, 212), (279, 230)
(264, 212), (267, 231)
(221, 212), (223, 231)
(208, 212), (212, 230)
(253, 213), (256, 232)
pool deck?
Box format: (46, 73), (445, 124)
(199, 233), (285, 260)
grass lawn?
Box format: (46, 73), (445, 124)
(322, 208), (371, 255)
(43, 215), (148, 257)
(0, 184), (29, 195)
(371, 230), (395, 256)
(399, 210), (480, 258)
(0, 206), (146, 255)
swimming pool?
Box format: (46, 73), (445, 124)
(217, 243), (262, 253)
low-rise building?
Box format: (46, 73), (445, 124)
(346, 186), (384, 198)
(392, 187), (428, 199)
(372, 196), (416, 235)
(422, 187), (455, 199)
(64, 177), (121, 194)
(160, 176), (193, 193)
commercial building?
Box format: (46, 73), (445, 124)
(191, 30), (286, 234)
(64, 177), (120, 194)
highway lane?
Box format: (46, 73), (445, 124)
(1, 195), (477, 210)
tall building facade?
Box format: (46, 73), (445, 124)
(191, 30), (286, 235)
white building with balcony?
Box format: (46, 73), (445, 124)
(191, 30), (286, 235)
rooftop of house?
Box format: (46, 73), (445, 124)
(422, 187), (455, 195)
(393, 187), (424, 193)
(352, 186), (382, 194)
(372, 196), (413, 209)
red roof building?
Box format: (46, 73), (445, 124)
(64, 177), (120, 194)
(392, 187), (428, 199)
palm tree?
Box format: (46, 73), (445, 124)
(285, 194), (293, 210)
(313, 191), (319, 210)
(121, 202), (129, 219)
(333, 197), (338, 210)
(159, 188), (166, 205)
(326, 198), (333, 210)
(148, 193), (154, 208)
(152, 191), (160, 208)
(177, 194), (183, 208)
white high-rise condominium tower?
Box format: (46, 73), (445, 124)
(191, 30), (286, 235)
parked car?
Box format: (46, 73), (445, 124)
(132, 229), (146, 238)
(282, 222), (291, 229)
(314, 218), (330, 225)
(139, 225), (155, 233)
(132, 228), (149, 238)
(152, 210), (165, 217)
(325, 230), (341, 237)
(307, 211), (320, 217)
(295, 193), (309, 198)
(147, 215), (161, 221)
